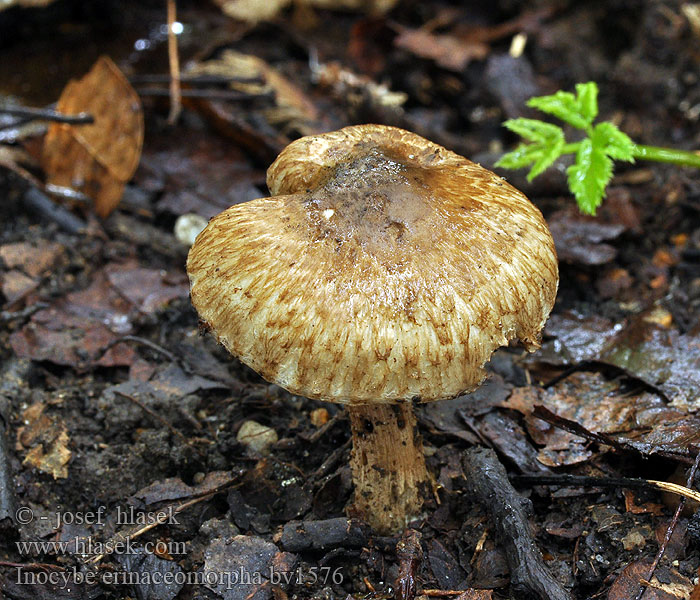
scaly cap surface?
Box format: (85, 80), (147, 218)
(187, 124), (558, 404)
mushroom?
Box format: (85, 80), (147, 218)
(186, 124), (558, 534)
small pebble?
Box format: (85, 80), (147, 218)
(310, 407), (329, 427)
(237, 420), (278, 455)
(174, 213), (208, 247)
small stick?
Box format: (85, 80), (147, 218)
(84, 478), (237, 565)
(514, 474), (700, 503)
(0, 107), (94, 125)
(0, 302), (48, 325)
(136, 88), (273, 101)
(166, 0), (181, 124)
(633, 449), (700, 600)
(0, 560), (65, 571)
(395, 529), (422, 600)
(307, 411), (342, 444)
(114, 391), (186, 442)
(23, 187), (87, 234)
(130, 74), (263, 85)
(462, 447), (572, 600)
(103, 334), (180, 364)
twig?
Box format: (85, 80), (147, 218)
(0, 302), (48, 325)
(129, 74), (263, 85)
(308, 438), (351, 483)
(0, 107), (94, 125)
(113, 391), (187, 442)
(23, 187), (87, 234)
(307, 411), (343, 444)
(633, 449), (700, 600)
(84, 477), (237, 565)
(136, 87), (273, 101)
(395, 529), (422, 600)
(103, 334), (180, 364)
(0, 560), (65, 571)
(166, 0), (181, 124)
(514, 473), (700, 503)
(462, 447), (572, 600)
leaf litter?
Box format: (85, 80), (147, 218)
(2, 3), (700, 600)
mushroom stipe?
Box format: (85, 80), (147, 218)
(187, 124), (558, 534)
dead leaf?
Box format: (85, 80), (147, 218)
(0, 240), (64, 278)
(1, 270), (38, 306)
(538, 312), (700, 410)
(394, 27), (489, 71)
(131, 472), (233, 506)
(213, 0), (290, 22)
(504, 373), (665, 466)
(214, 0), (398, 23)
(43, 55), (144, 218)
(188, 50), (318, 127)
(607, 559), (693, 600)
(0, 0), (56, 10)
(17, 403), (71, 479)
(313, 61), (408, 113)
(105, 264), (189, 314)
(622, 489), (664, 516)
(548, 207), (626, 265)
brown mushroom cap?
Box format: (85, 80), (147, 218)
(187, 124), (558, 404)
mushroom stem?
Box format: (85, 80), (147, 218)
(347, 403), (433, 534)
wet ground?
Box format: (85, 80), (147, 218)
(1, 1), (700, 599)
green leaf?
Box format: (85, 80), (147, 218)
(496, 121), (566, 180)
(495, 144), (542, 170)
(527, 133), (565, 181)
(566, 138), (613, 215)
(502, 118), (564, 144)
(575, 82), (599, 123)
(592, 121), (635, 162)
(527, 90), (591, 130)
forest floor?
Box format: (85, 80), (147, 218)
(1, 1), (700, 599)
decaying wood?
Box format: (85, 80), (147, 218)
(462, 447), (572, 600)
(0, 359), (31, 532)
(279, 517), (370, 552)
(394, 528), (422, 600)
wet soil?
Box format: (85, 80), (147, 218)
(1, 1), (700, 599)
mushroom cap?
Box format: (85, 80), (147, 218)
(187, 124), (558, 404)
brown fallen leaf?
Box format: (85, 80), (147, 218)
(313, 60), (408, 114)
(1, 270), (38, 306)
(547, 207), (626, 266)
(394, 26), (489, 71)
(214, 0), (398, 23)
(393, 7), (553, 72)
(43, 55), (144, 218)
(187, 49), (319, 133)
(607, 559), (693, 600)
(105, 263), (189, 314)
(622, 489), (665, 516)
(0, 240), (64, 278)
(17, 403), (72, 479)
(0, 0), (55, 10)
